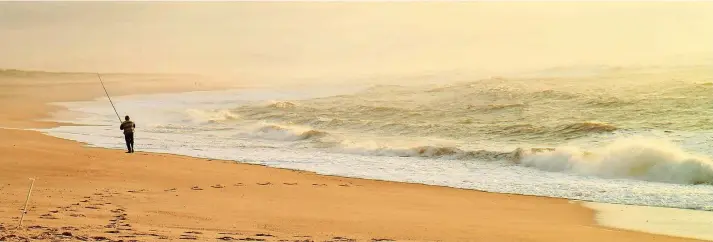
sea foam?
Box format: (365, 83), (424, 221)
(520, 138), (713, 185)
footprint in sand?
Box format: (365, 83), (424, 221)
(39, 213), (57, 219)
(257, 182), (272, 186)
(211, 184), (225, 189)
(236, 237), (265, 241)
(92, 236), (110, 241)
(184, 231), (203, 235)
(179, 235), (198, 240)
(371, 239), (395, 242)
(191, 186), (203, 190)
(283, 182), (297, 186)
(164, 188), (177, 192)
(330, 237), (356, 242)
(69, 213), (86, 217)
(311, 183), (327, 187)
(61, 226), (79, 231)
(110, 209), (126, 213)
(233, 183), (244, 186)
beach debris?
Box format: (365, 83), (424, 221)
(19, 178), (36, 227)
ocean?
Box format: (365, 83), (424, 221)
(42, 64), (713, 211)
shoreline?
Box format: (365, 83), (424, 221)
(0, 72), (705, 241)
(582, 202), (713, 241)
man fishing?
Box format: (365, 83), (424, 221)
(120, 115), (136, 153)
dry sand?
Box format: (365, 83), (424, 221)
(0, 71), (703, 241)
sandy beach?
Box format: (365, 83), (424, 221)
(0, 72), (703, 241)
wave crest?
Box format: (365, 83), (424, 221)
(335, 142), (521, 161)
(186, 109), (240, 123)
(517, 138), (713, 185)
(267, 101), (298, 109)
(256, 124), (328, 141)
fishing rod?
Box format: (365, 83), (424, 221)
(97, 73), (122, 123)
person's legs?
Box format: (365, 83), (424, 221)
(124, 134), (131, 153)
(127, 133), (134, 153)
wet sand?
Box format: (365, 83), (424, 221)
(0, 71), (703, 241)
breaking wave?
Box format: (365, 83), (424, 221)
(518, 138), (713, 185)
(335, 143), (521, 161)
(186, 109), (240, 123)
(267, 101), (298, 109)
(312, 136), (713, 185)
(256, 124), (329, 141)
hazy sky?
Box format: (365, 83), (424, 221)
(1, 2), (712, 81)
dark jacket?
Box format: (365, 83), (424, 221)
(120, 120), (135, 134)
